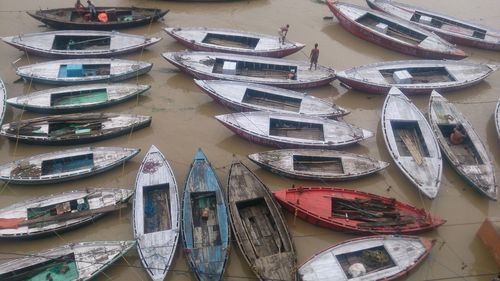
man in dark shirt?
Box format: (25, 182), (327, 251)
(309, 43), (319, 70)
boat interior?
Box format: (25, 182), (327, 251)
(331, 197), (416, 227)
(202, 33), (260, 49)
(379, 67), (456, 84)
(212, 58), (298, 80)
(0, 253), (78, 281)
(27, 196), (90, 223)
(58, 64), (111, 78)
(190, 192), (221, 248)
(410, 12), (486, 39)
(51, 88), (109, 106)
(47, 121), (103, 137)
(242, 88), (301, 112)
(69, 9), (134, 22)
(437, 124), (483, 165)
(292, 155), (343, 174)
(356, 13), (426, 44)
(41, 153), (95, 175)
(52, 35), (111, 51)
(143, 183), (171, 234)
(269, 118), (325, 141)
(236, 197), (284, 258)
(336, 245), (396, 278)
(390, 121), (430, 164)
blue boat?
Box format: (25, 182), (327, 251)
(182, 149), (230, 281)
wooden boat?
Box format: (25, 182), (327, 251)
(27, 7), (168, 30)
(428, 91), (496, 200)
(194, 80), (349, 118)
(496, 99), (500, 139)
(0, 147), (139, 185)
(228, 161), (297, 281)
(382, 87), (442, 199)
(164, 27), (305, 58)
(336, 60), (498, 95)
(0, 113), (152, 145)
(0, 188), (133, 239)
(215, 111), (373, 149)
(248, 149), (389, 181)
(7, 83), (150, 114)
(274, 186), (446, 235)
(2, 30), (161, 58)
(16, 58), (152, 85)
(477, 218), (500, 267)
(326, 1), (466, 60)
(182, 149), (230, 281)
(0, 79), (5, 126)
(133, 145), (179, 281)
(299, 235), (434, 281)
(0, 240), (135, 280)
(367, 0), (500, 50)
(162, 51), (335, 89)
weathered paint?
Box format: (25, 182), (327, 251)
(182, 149), (230, 281)
(336, 60), (497, 94)
(381, 87), (442, 199)
(0, 113), (152, 145)
(162, 51), (335, 89)
(0, 147), (139, 185)
(215, 111), (373, 149)
(2, 30), (161, 58)
(194, 80), (348, 118)
(133, 145), (180, 281)
(7, 83), (150, 114)
(273, 186), (446, 234)
(164, 27), (305, 58)
(27, 7), (168, 30)
(0, 240), (136, 280)
(0, 188), (133, 238)
(367, 0), (500, 50)
(429, 91), (497, 200)
(299, 235), (434, 281)
(248, 149), (388, 181)
(326, 1), (467, 59)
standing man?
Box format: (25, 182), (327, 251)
(279, 24), (290, 44)
(309, 43), (319, 70)
(87, 0), (97, 20)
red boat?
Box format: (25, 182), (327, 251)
(273, 186), (445, 235)
(326, 1), (466, 60)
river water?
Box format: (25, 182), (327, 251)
(0, 0), (499, 280)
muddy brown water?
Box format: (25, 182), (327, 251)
(0, 0), (499, 280)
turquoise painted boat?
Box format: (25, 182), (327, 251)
(182, 149), (230, 281)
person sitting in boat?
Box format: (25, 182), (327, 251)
(288, 69), (296, 80)
(74, 0), (86, 14)
(449, 125), (466, 145)
(87, 0), (97, 20)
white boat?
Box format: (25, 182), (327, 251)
(164, 27), (305, 58)
(429, 91), (496, 200)
(2, 30), (161, 58)
(0, 147), (140, 185)
(215, 111), (373, 149)
(194, 79), (348, 118)
(336, 60), (497, 95)
(0, 188), (133, 238)
(16, 58), (152, 85)
(7, 83), (150, 113)
(299, 235), (434, 281)
(162, 51), (335, 89)
(381, 87), (442, 199)
(0, 240), (136, 280)
(133, 145), (179, 281)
